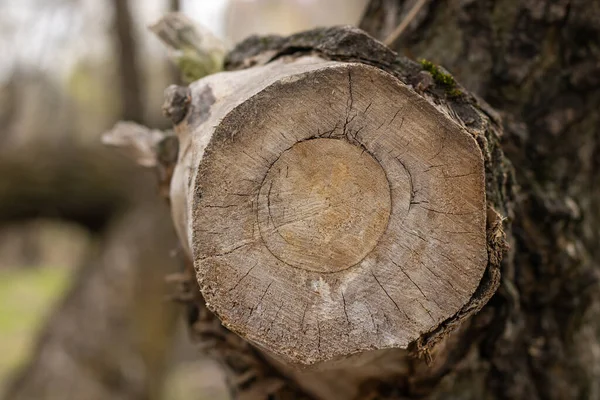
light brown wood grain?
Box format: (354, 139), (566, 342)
(169, 56), (487, 366)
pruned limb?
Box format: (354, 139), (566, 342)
(108, 24), (510, 400)
(167, 26), (507, 376)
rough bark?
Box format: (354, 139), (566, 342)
(358, 1), (600, 399)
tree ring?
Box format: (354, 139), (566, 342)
(257, 138), (392, 273)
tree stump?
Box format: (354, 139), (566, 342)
(169, 40), (492, 366)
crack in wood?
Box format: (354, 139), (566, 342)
(365, 303), (378, 332)
(228, 262), (258, 293)
(343, 68), (356, 138)
(395, 156), (416, 210)
(341, 291), (351, 325)
(371, 270), (411, 322)
(423, 163), (446, 172)
(301, 303), (309, 334)
(399, 225), (428, 243)
(389, 108), (402, 125)
(198, 241), (253, 260)
(265, 301), (284, 337)
(249, 281), (273, 318)
(428, 128), (447, 162)
(422, 261), (461, 297)
(203, 203), (241, 209)
(368, 106), (406, 150)
(317, 317), (322, 356)
(417, 204), (479, 216)
(417, 300), (436, 323)
(390, 260), (427, 300)
(444, 170), (477, 179)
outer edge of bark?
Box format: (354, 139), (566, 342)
(224, 25), (512, 360)
(225, 25), (397, 71)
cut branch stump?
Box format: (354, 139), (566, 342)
(167, 30), (493, 366)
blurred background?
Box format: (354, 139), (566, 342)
(0, 0), (368, 399)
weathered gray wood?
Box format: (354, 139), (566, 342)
(169, 55), (488, 366)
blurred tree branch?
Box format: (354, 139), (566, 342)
(0, 144), (154, 232)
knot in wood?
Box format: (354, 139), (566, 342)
(162, 85), (191, 124)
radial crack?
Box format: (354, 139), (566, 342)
(371, 270), (410, 321)
(391, 260), (427, 299)
(249, 281), (273, 318)
(228, 262), (258, 293)
(341, 291), (350, 325)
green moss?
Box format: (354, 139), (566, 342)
(176, 54), (209, 83)
(420, 59), (462, 97)
(447, 87), (464, 98)
(175, 48), (224, 84)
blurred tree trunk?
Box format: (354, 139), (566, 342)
(113, 0), (145, 123)
(3, 198), (181, 400)
(166, 0), (182, 84)
(0, 133), (185, 400)
(0, 2), (181, 399)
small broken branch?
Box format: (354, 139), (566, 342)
(149, 12), (228, 83)
(101, 121), (178, 199)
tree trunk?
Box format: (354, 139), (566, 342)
(0, 136), (182, 399)
(170, 52), (492, 366)
(4, 199), (181, 400)
(358, 1), (600, 398)
(169, 0), (180, 13)
(0, 143), (153, 232)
